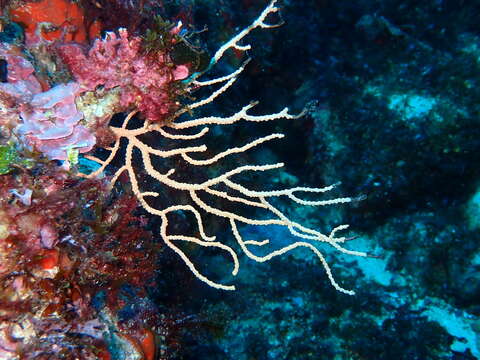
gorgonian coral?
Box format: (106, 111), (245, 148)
(79, 0), (368, 295)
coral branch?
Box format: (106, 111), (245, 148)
(78, 0), (367, 294)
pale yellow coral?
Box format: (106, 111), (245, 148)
(79, 0), (367, 295)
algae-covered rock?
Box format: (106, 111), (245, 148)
(0, 144), (33, 174)
(0, 144), (19, 175)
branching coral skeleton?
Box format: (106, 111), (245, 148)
(79, 0), (368, 295)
